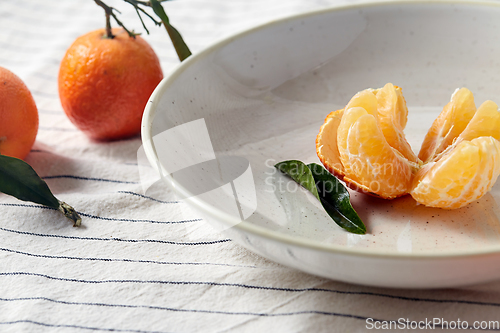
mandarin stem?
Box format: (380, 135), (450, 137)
(91, 0), (191, 60)
(94, 0), (114, 38)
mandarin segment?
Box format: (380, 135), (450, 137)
(375, 83), (419, 163)
(376, 83), (407, 129)
(418, 88), (476, 163)
(410, 137), (500, 209)
(456, 100), (500, 143)
(316, 109), (345, 177)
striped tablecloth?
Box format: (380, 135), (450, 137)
(1, 0), (500, 332)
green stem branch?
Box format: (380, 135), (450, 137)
(58, 201), (82, 227)
(94, 0), (137, 38)
(0, 154), (82, 228)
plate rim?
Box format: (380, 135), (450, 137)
(142, 0), (500, 260)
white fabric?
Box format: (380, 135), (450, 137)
(1, 0), (500, 332)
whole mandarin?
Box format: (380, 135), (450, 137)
(58, 28), (163, 140)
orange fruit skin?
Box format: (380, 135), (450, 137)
(58, 28), (163, 141)
(0, 66), (38, 160)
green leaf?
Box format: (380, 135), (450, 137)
(150, 0), (192, 62)
(275, 160), (366, 234)
(0, 155), (59, 208)
(0, 155), (82, 227)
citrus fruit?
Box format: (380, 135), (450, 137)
(58, 28), (163, 140)
(0, 66), (38, 160)
(316, 83), (500, 209)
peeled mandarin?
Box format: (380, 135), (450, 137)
(316, 109), (345, 177)
(316, 84), (500, 209)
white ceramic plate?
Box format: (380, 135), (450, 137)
(142, 0), (500, 288)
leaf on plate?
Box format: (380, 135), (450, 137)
(0, 155), (82, 227)
(275, 160), (366, 234)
